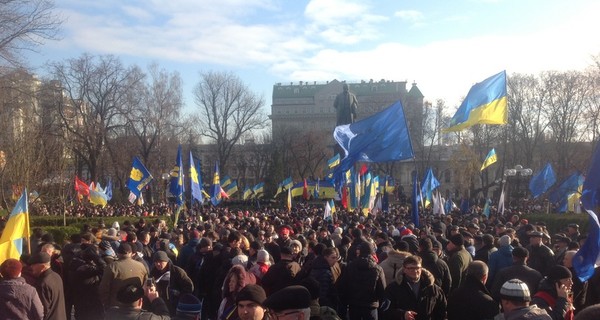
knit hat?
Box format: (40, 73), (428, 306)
(263, 285), (311, 311)
(512, 246), (529, 259)
(290, 239), (302, 249)
(500, 279), (531, 302)
(498, 235), (511, 247)
(547, 265), (572, 282)
(153, 251), (169, 262)
(117, 283), (145, 304)
(0, 259), (22, 279)
(107, 228), (117, 236)
(236, 284), (267, 305)
(232, 254), (249, 267)
(391, 229), (400, 237)
(117, 242), (132, 255)
(190, 229), (200, 239)
(199, 237), (212, 249)
(449, 233), (464, 246)
(29, 252), (51, 265)
(177, 293), (203, 315)
(357, 242), (374, 257)
(257, 249), (271, 264)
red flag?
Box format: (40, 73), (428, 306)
(341, 186), (348, 209)
(360, 164), (368, 176)
(303, 178), (309, 200)
(74, 176), (90, 198)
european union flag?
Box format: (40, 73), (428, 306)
(169, 145), (184, 205)
(529, 163), (557, 199)
(573, 143), (600, 281)
(105, 177), (113, 201)
(127, 157), (153, 198)
(445, 71), (507, 132)
(421, 168), (440, 206)
(333, 101), (414, 185)
(411, 173), (419, 227)
(190, 151), (203, 204)
(0, 189), (29, 262)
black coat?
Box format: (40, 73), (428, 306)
(527, 244), (555, 276)
(382, 268), (446, 320)
(261, 258), (301, 295)
(35, 268), (67, 320)
(490, 262), (543, 301)
(447, 275), (499, 320)
(149, 262), (194, 315)
(338, 256), (386, 308)
(69, 247), (106, 320)
(309, 255), (339, 310)
(418, 250), (452, 296)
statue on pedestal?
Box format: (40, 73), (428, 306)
(333, 83), (358, 126)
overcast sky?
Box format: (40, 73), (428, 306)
(26, 0), (600, 115)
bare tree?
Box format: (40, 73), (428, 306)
(123, 63), (184, 167)
(0, 0), (62, 66)
(49, 54), (145, 181)
(506, 73), (550, 168)
(193, 71), (266, 170)
(542, 70), (590, 177)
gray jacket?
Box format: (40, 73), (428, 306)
(0, 277), (44, 320)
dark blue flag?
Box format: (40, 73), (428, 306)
(573, 144), (600, 281)
(333, 101), (414, 186)
(529, 163), (557, 198)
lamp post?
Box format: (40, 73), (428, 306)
(503, 165), (533, 208)
(161, 173), (170, 204)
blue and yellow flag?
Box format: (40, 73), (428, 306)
(243, 186), (253, 200)
(480, 148), (498, 171)
(0, 190), (30, 262)
(210, 162), (221, 206)
(445, 71), (507, 132)
(327, 154), (340, 168)
(221, 175), (232, 189)
(127, 157), (153, 198)
(190, 151), (203, 204)
(253, 182), (264, 196)
(282, 177), (293, 190)
(225, 181), (238, 197)
(89, 188), (108, 208)
(169, 145), (184, 205)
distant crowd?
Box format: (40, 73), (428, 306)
(1, 203), (600, 320)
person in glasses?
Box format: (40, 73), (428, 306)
(381, 255), (446, 320)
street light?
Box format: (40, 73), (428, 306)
(503, 165), (533, 207)
(162, 173), (170, 203)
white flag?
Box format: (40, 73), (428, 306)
(324, 201), (332, 221)
(498, 186), (505, 215)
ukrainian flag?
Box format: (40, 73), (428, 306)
(0, 190), (30, 262)
(445, 71), (507, 132)
(480, 148), (498, 171)
(327, 154), (340, 168)
(243, 187), (253, 200)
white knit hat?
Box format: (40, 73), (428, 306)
(500, 279), (531, 302)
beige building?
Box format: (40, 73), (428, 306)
(270, 79), (425, 147)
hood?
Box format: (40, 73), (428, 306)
(419, 250), (439, 263)
(536, 277), (557, 296)
(354, 256), (378, 270)
(312, 255), (330, 269)
(497, 245), (513, 256)
(384, 250), (411, 264)
(394, 266), (435, 287)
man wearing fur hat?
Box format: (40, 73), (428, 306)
(382, 255), (446, 320)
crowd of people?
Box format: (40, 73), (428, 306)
(2, 203), (600, 320)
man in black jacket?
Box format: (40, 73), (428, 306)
(104, 283), (171, 319)
(491, 246), (543, 301)
(447, 261), (499, 320)
(418, 237), (452, 296)
(338, 242), (386, 320)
